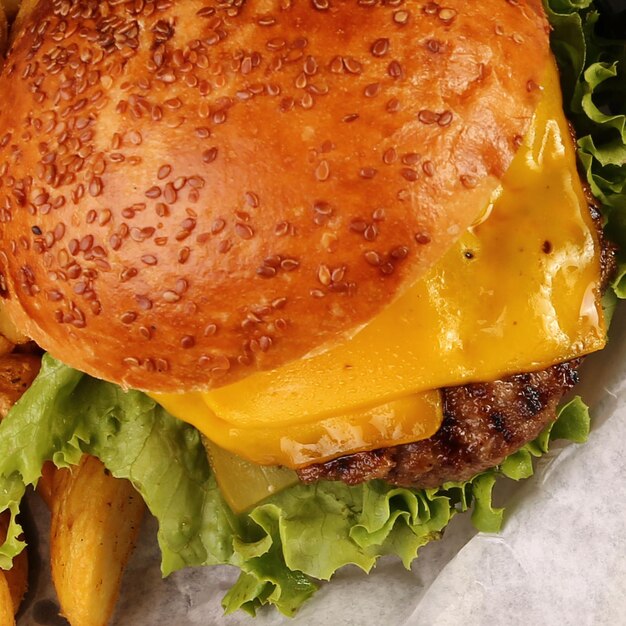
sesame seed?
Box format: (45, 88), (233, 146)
(204, 323), (218, 336)
(426, 38), (442, 53)
(391, 245), (409, 260)
(422, 160), (435, 176)
(342, 56), (362, 74)
(275, 258), (297, 273)
(364, 83), (381, 98)
(318, 264), (331, 286)
(418, 109), (439, 124)
(275, 221), (290, 236)
(180, 335), (196, 349)
(195, 127), (211, 138)
(393, 10), (409, 24)
(163, 183), (177, 204)
(460, 174), (478, 188)
(202, 147), (218, 163)
(438, 110), (453, 126)
(364, 224), (379, 241)
(245, 191), (259, 208)
(88, 177), (103, 197)
(136, 296), (153, 310)
(401, 168), (418, 182)
(259, 336), (273, 352)
(79, 235), (93, 251)
(121, 311), (137, 324)
(327, 54), (343, 74)
(371, 38), (390, 57)
(388, 60), (404, 80)
(383, 148), (398, 164)
(438, 7), (457, 23)
(527, 79), (539, 92)
(208, 219), (224, 235)
(235, 223), (254, 240)
(364, 250), (381, 266)
(163, 290), (181, 303)
(315, 160), (330, 181)
(257, 265), (277, 278)
(304, 55), (318, 75)
(257, 14), (276, 26)
(386, 98), (400, 113)
(350, 219), (367, 233)
(402, 153), (421, 166)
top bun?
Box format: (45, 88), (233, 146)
(0, 0), (549, 392)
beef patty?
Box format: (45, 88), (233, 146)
(298, 360), (581, 488)
(298, 205), (615, 489)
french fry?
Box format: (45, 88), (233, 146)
(0, 514), (27, 617)
(47, 455), (145, 626)
(0, 571), (14, 626)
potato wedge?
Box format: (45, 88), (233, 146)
(0, 570), (14, 626)
(0, 302), (28, 347)
(49, 455), (145, 626)
(0, 514), (27, 616)
(0, 353), (41, 419)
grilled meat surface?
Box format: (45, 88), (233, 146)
(297, 360), (580, 488)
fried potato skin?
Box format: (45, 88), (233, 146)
(49, 455), (145, 626)
(0, 514), (27, 618)
(0, 354), (40, 419)
(0, 570), (15, 626)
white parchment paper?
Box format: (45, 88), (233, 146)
(17, 308), (626, 626)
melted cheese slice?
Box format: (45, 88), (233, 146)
(154, 63), (605, 468)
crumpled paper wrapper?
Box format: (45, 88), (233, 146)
(17, 309), (626, 626)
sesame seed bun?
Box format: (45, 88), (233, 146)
(0, 0), (550, 392)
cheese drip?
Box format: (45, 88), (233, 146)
(154, 63), (605, 468)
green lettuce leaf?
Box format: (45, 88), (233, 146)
(546, 0), (626, 294)
(0, 357), (591, 615)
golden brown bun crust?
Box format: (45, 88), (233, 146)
(0, 0), (549, 391)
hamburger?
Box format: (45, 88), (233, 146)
(0, 0), (623, 620)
